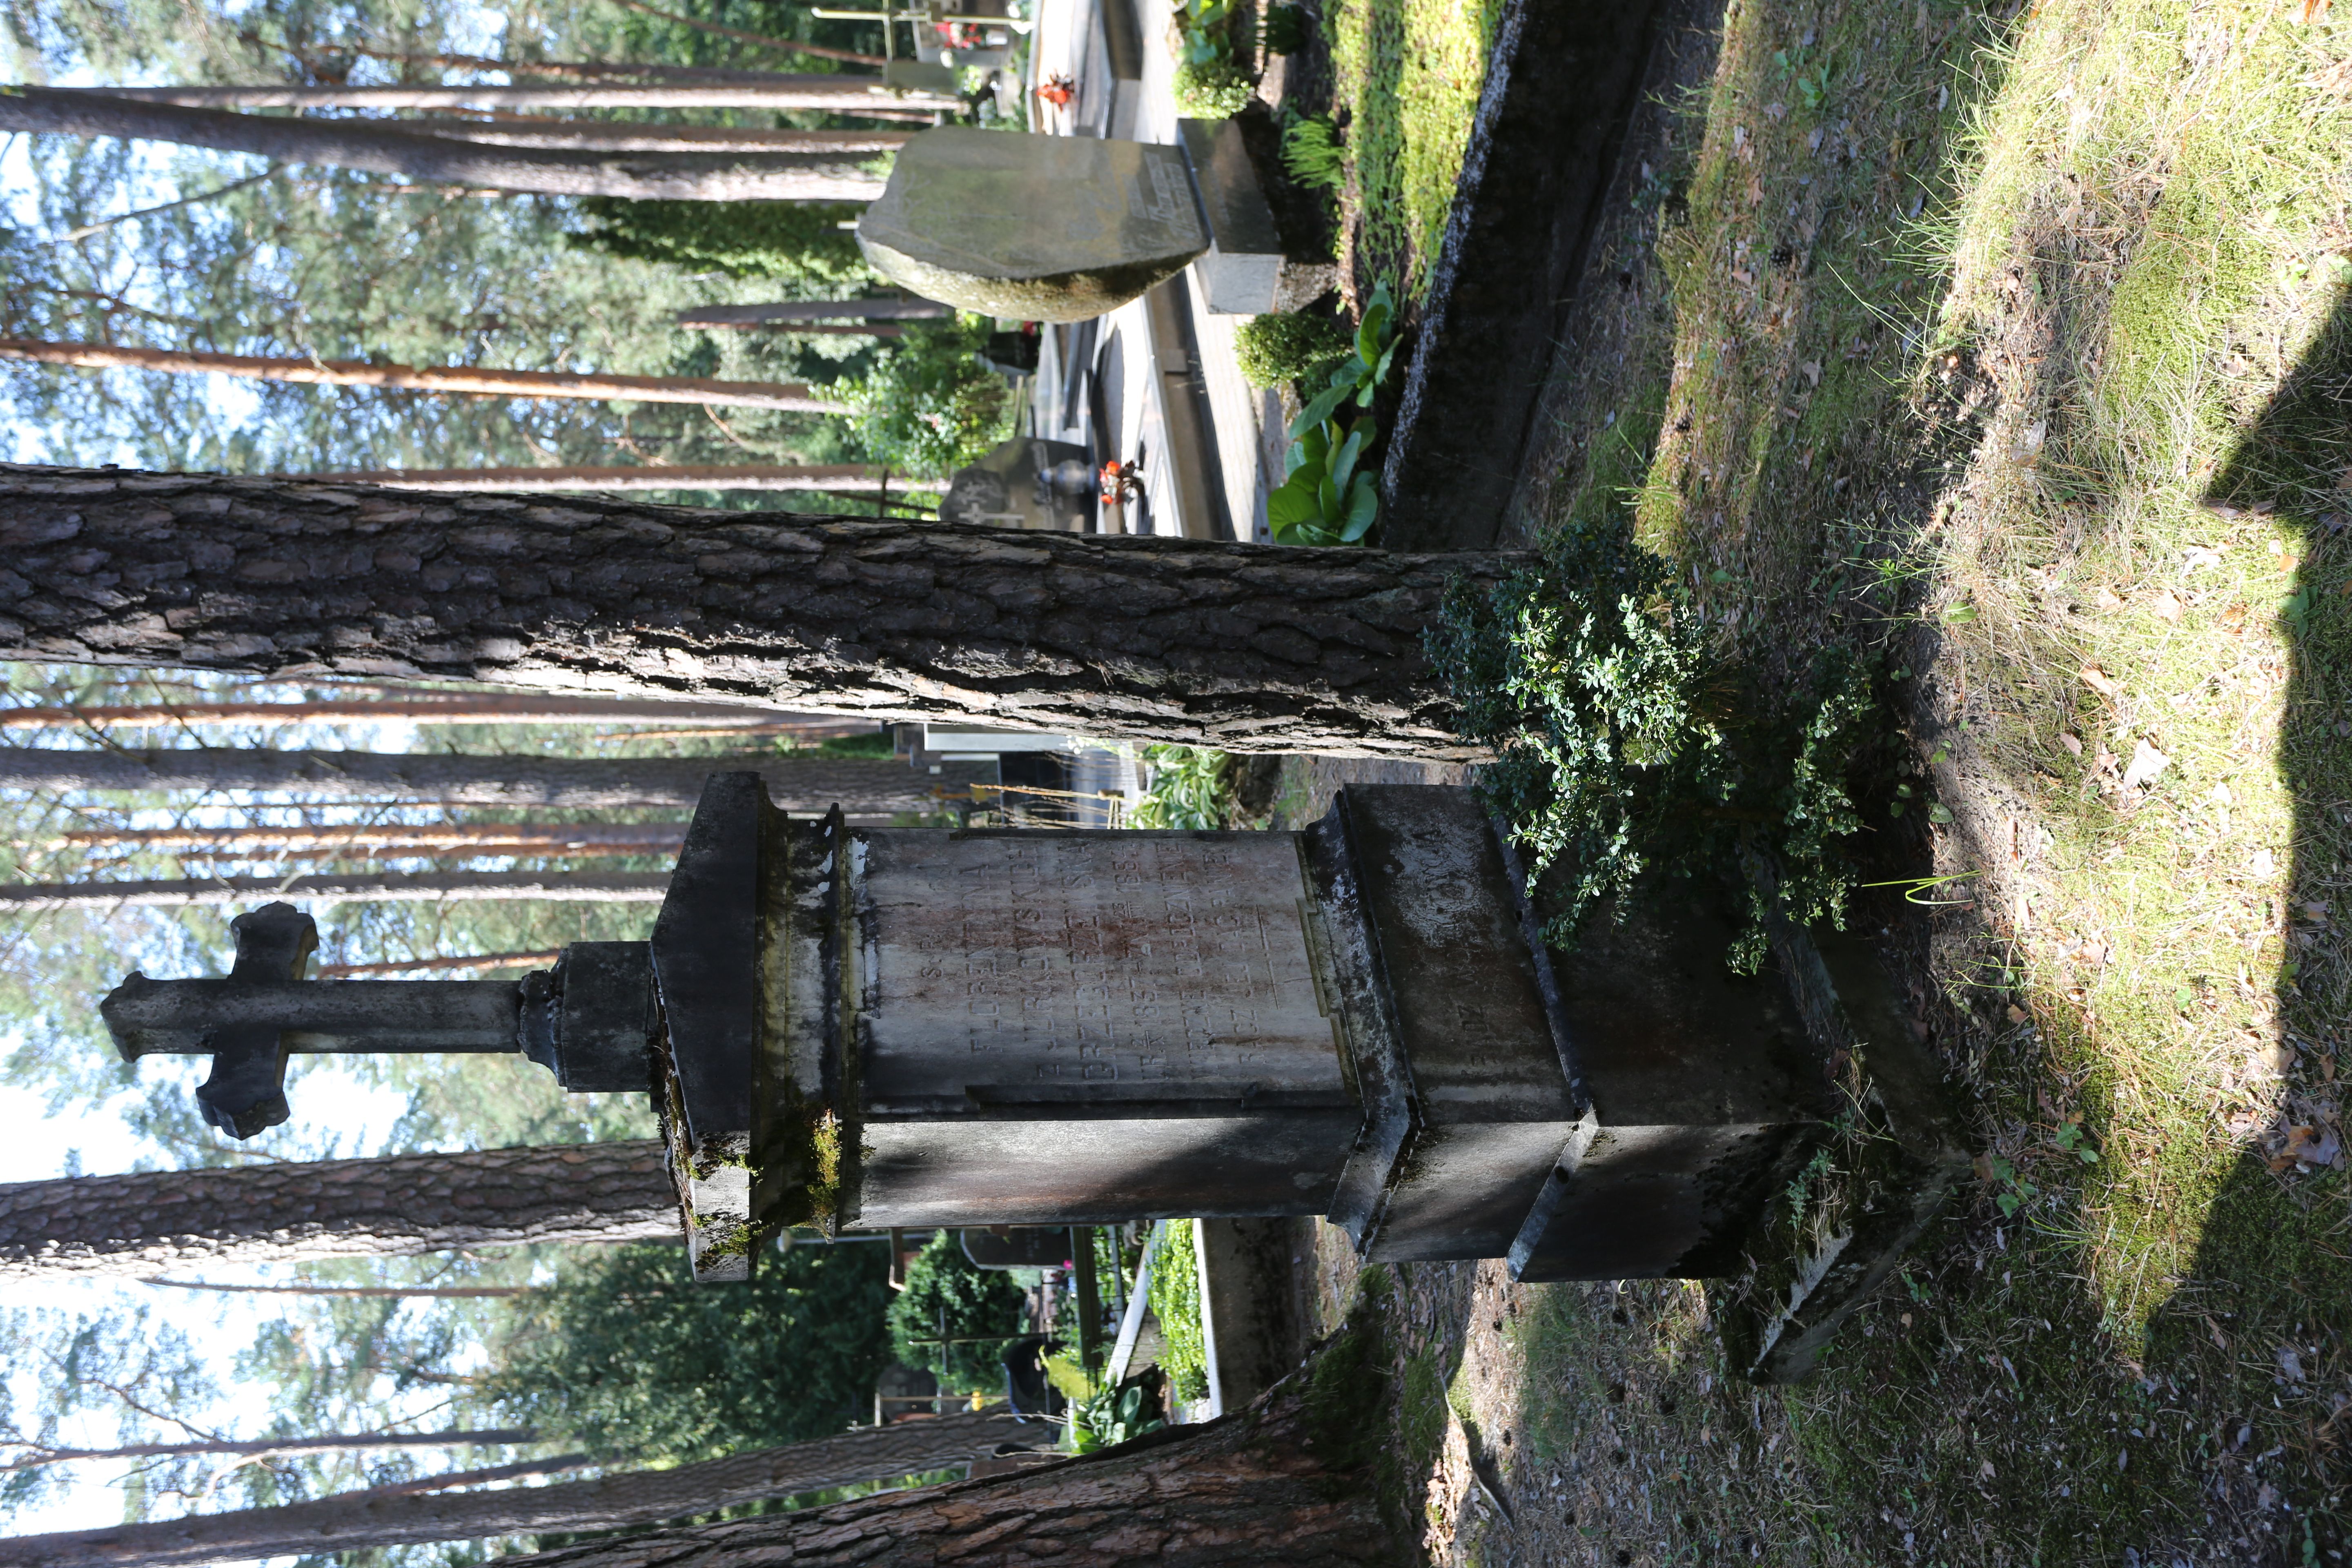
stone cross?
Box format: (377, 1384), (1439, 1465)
(102, 908), (655, 1138)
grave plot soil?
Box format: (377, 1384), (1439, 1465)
(1273, 0), (2352, 1561)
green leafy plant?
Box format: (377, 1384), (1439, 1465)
(1261, 2), (1312, 54)
(1069, 1382), (1166, 1453)
(1233, 310), (1350, 388)
(1279, 113), (1346, 192)
(1129, 745), (1230, 829)
(569, 199), (871, 286)
(1423, 520), (1881, 970)
(1267, 414), (1378, 545)
(1267, 282), (1404, 546)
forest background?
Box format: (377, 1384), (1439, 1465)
(0, 0), (1021, 1550)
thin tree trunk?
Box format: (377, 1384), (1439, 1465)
(684, 321), (905, 338)
(676, 299), (954, 327)
(457, 1366), (1383, 1568)
(56, 81), (951, 111)
(0, 90), (893, 202)
(0, 694), (850, 730)
(143, 1278), (532, 1297)
(0, 466), (1506, 757)
(0, 748), (973, 812)
(0, 341), (846, 414)
(0, 870), (673, 909)
(3, 1429), (539, 1472)
(358, 1452), (599, 1498)
(301, 46), (891, 77)
(42, 822), (689, 855)
(298, 464), (890, 493)
(0, 1412), (1033, 1568)
(314, 951), (562, 976)
(0, 1143), (678, 1277)
(611, 0), (890, 67)
(405, 120), (910, 154)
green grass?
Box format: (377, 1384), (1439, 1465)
(1323, 0), (1507, 298)
(1481, 0), (2352, 1560)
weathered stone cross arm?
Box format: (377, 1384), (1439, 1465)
(100, 902), (653, 1138)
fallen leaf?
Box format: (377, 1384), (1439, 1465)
(2080, 666), (2121, 697)
(2120, 738), (2172, 791)
(1732, 125), (1748, 155)
(2059, 731), (2083, 756)
(2303, 0), (2332, 24)
(2252, 847), (2278, 876)
(2094, 747), (2119, 777)
(2152, 590), (2183, 623)
(2094, 585), (2123, 610)
(1979, 1459), (1996, 1480)
(2222, 601), (2249, 635)
(2007, 1004), (2030, 1025)
(1972, 1153), (1995, 1182)
(1763, 100), (1787, 120)
(1800, 360), (1822, 387)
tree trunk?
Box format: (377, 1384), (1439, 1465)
(0, 91), (893, 202)
(611, 0), (890, 67)
(43, 822), (690, 855)
(56, 81), (951, 112)
(0, 1412), (1036, 1568)
(675, 299), (955, 327)
(0, 869), (673, 909)
(473, 1370), (1385, 1568)
(143, 1278), (532, 1296)
(0, 747), (974, 812)
(298, 464), (891, 493)
(303, 46), (892, 78)
(0, 340), (847, 414)
(0, 466), (1512, 757)
(0, 694), (853, 731)
(405, 120), (910, 154)
(0, 1142), (678, 1277)
(4, 1429), (539, 1472)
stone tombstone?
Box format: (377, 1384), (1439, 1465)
(938, 436), (1093, 531)
(857, 127), (1209, 321)
(960, 1226), (1076, 1269)
(98, 773), (1957, 1374)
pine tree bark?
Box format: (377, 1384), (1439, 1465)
(0, 1412), (1035, 1568)
(0, 466), (1515, 757)
(43, 822), (690, 855)
(0, 694), (840, 730)
(0, 747), (974, 812)
(403, 120), (909, 154)
(675, 300), (955, 327)
(469, 1372), (1388, 1568)
(55, 80), (952, 111)
(0, 341), (847, 413)
(0, 90), (891, 202)
(4, 1429), (539, 1471)
(0, 869), (671, 908)
(299, 465), (889, 493)
(0, 1143), (678, 1277)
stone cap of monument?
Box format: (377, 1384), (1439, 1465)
(856, 127), (1209, 322)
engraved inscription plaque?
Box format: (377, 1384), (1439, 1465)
(851, 831), (1345, 1112)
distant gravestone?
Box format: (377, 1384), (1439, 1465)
(857, 128), (1209, 321)
(938, 437), (1092, 531)
(960, 1226), (1074, 1270)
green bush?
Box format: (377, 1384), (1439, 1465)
(568, 198), (872, 287)
(1423, 522), (1879, 971)
(842, 320), (1017, 475)
(1173, 58), (1256, 118)
(886, 1232), (1028, 1394)
(1234, 311), (1350, 388)
(482, 1242), (892, 1461)
(1146, 1220), (1210, 1402)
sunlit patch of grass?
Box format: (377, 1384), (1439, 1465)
(1323, 0), (1506, 298)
